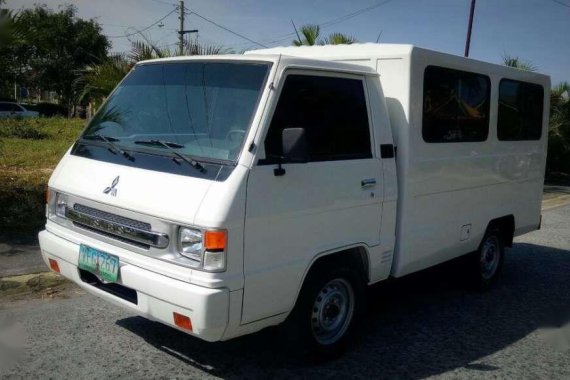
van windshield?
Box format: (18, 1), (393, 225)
(82, 61), (271, 163)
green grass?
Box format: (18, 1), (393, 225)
(0, 118), (84, 240)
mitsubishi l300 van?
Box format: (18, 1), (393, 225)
(40, 44), (549, 357)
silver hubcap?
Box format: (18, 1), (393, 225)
(311, 278), (354, 345)
(480, 236), (500, 280)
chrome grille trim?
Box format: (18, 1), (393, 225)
(65, 207), (169, 249)
(73, 223), (150, 250)
(73, 204), (151, 231)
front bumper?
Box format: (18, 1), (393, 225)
(38, 229), (230, 342)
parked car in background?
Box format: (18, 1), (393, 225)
(0, 102), (39, 118)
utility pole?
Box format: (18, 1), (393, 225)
(178, 0), (185, 54)
(177, 0), (198, 55)
(464, 0), (476, 57)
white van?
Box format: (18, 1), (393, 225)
(39, 44), (550, 356)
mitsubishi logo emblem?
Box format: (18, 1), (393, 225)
(103, 176), (120, 197)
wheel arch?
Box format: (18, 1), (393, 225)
(287, 244), (370, 316)
(486, 215), (515, 247)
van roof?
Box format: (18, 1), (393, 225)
(245, 43), (416, 59)
(245, 43), (550, 81)
(136, 53), (379, 76)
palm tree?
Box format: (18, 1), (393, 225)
(502, 54), (537, 72)
(322, 32), (357, 45)
(293, 24), (321, 46)
(292, 24), (357, 46)
(76, 54), (132, 110)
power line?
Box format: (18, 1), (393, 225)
(107, 8), (177, 38)
(145, 0), (177, 6)
(321, 0), (395, 29)
(186, 9), (269, 48)
(263, 0), (396, 45)
(549, 0), (570, 8)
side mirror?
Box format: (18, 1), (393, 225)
(282, 127), (309, 163)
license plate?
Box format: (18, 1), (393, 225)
(78, 244), (120, 283)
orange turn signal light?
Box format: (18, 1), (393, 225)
(48, 258), (60, 273)
(173, 312), (192, 331)
(204, 230), (227, 251)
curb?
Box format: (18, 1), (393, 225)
(542, 194), (570, 211)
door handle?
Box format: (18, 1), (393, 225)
(361, 178), (376, 188)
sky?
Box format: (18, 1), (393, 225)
(6, 0), (570, 84)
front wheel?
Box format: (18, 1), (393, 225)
(311, 278), (355, 346)
(284, 265), (365, 359)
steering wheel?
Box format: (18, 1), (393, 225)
(225, 129), (246, 142)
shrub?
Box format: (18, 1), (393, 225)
(0, 123), (47, 140)
(24, 103), (68, 117)
(0, 117), (84, 240)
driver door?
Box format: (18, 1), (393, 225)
(242, 71), (383, 323)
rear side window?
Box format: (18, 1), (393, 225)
(498, 79), (544, 141)
(264, 74), (371, 162)
(422, 66), (490, 143)
(0, 103), (11, 111)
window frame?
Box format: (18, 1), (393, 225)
(259, 69), (374, 165)
(497, 78), (544, 141)
(421, 65), (491, 144)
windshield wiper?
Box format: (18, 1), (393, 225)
(134, 139), (205, 173)
(82, 134), (134, 161)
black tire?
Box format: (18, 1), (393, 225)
(468, 227), (505, 290)
(283, 263), (365, 360)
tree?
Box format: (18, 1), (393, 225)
(547, 82), (570, 175)
(1, 5), (110, 112)
(0, 7), (30, 99)
(292, 24), (357, 46)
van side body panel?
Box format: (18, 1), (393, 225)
(253, 45), (549, 279)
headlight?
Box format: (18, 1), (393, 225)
(46, 189), (68, 220)
(178, 227), (227, 272)
(179, 227), (203, 261)
(55, 193), (68, 218)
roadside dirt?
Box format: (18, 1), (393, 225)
(0, 272), (76, 305)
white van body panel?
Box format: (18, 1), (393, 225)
(250, 44), (550, 277)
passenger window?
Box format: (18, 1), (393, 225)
(264, 74), (372, 162)
(422, 66), (490, 143)
(498, 79), (544, 141)
(0, 103), (11, 111)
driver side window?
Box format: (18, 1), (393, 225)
(263, 74), (372, 163)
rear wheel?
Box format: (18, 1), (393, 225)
(469, 227), (505, 290)
(284, 264), (365, 359)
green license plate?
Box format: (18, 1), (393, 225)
(78, 244), (120, 283)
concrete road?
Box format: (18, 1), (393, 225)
(1, 205), (570, 379)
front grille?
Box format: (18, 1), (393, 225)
(74, 223), (150, 249)
(73, 204), (151, 231)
